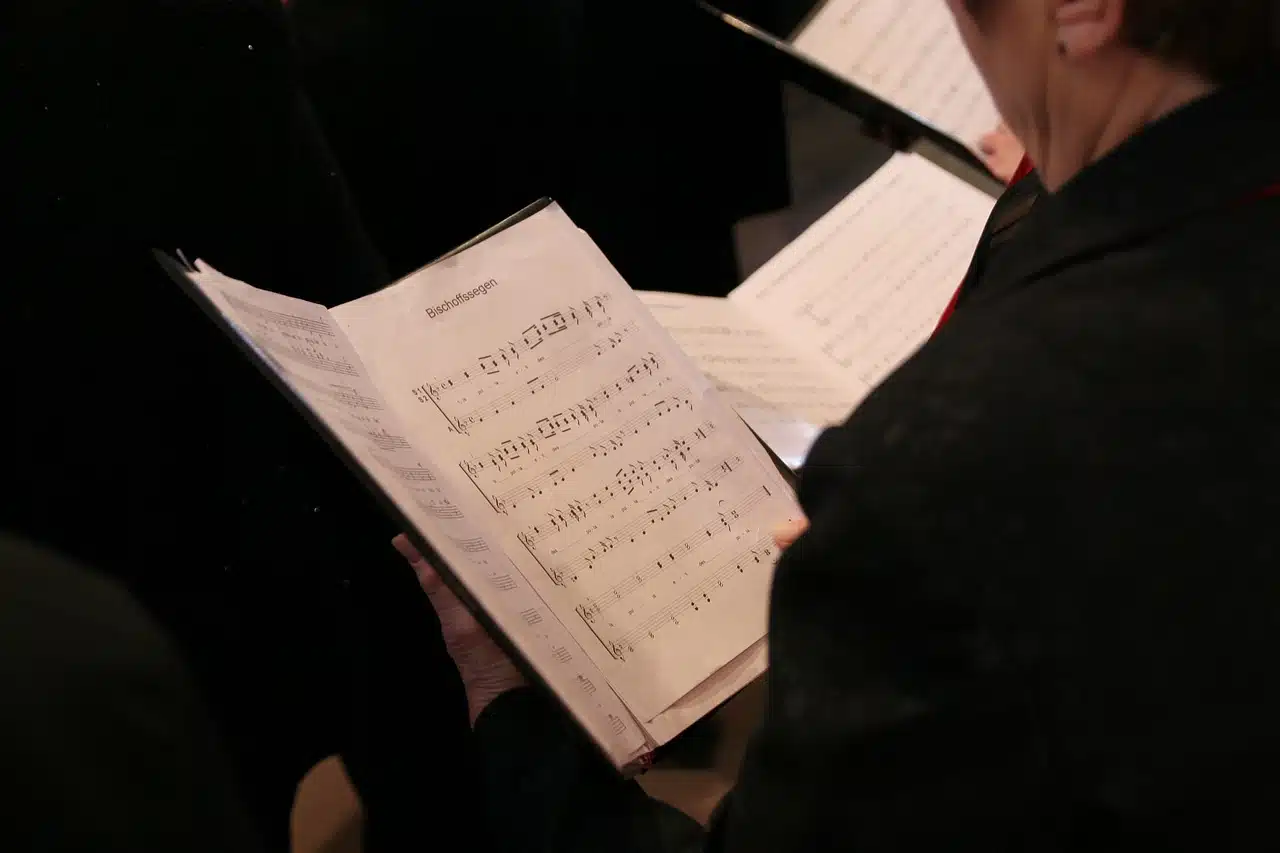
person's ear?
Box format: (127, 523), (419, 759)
(1053, 0), (1125, 59)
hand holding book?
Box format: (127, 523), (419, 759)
(159, 151), (994, 769)
(394, 515), (808, 727)
(392, 534), (527, 724)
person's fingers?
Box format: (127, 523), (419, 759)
(391, 534), (449, 596)
(391, 533), (422, 564)
(773, 517), (810, 550)
(390, 535), (491, 640)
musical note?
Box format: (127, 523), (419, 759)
(339, 418), (413, 452)
(373, 455), (437, 482)
(792, 0), (1002, 151)
(520, 452), (741, 547)
(410, 295), (614, 402)
(448, 325), (642, 432)
(574, 485), (771, 614)
(607, 535), (777, 659)
(319, 201), (804, 724)
(459, 355), (666, 480)
(195, 262), (651, 755)
(489, 573), (518, 592)
(448, 535), (489, 554)
(287, 372), (387, 411)
(487, 403), (704, 512)
(728, 155), (993, 404)
(412, 494), (463, 520)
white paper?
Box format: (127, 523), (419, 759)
(636, 291), (841, 468)
(731, 153), (995, 398)
(640, 155), (993, 466)
(793, 0), (1002, 152)
(332, 205), (803, 725)
(186, 263), (648, 765)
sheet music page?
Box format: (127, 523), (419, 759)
(730, 153), (995, 402)
(637, 290), (847, 468)
(332, 205), (802, 725)
(793, 0), (1002, 151)
(183, 263), (648, 764)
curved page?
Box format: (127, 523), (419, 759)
(332, 205), (802, 725)
(185, 263), (648, 766)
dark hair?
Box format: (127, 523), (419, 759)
(963, 0), (1278, 82)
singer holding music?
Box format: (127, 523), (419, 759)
(399, 1), (1280, 850)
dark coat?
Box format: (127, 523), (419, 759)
(2, 2), (472, 848)
(469, 76), (1280, 852)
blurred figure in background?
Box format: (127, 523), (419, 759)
(2, 534), (266, 853)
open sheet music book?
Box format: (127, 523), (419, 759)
(791, 0), (1002, 155)
(161, 203), (802, 771)
(640, 153), (996, 469)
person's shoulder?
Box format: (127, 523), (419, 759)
(804, 208), (1280, 525)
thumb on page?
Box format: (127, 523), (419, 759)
(772, 517), (810, 551)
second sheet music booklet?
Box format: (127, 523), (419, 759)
(159, 201), (805, 773)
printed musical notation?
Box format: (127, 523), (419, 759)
(518, 447), (739, 549)
(459, 355), (668, 482)
(324, 202), (802, 723)
(194, 262), (652, 760)
(489, 573), (518, 592)
(730, 154), (993, 394)
(792, 0), (1001, 150)
(567, 484), (772, 604)
(471, 396), (699, 513)
(337, 418), (413, 452)
(411, 493), (464, 520)
(449, 535), (490, 554)
(288, 372), (386, 412)
(436, 323), (641, 434)
(372, 454), (436, 483)
(601, 536), (777, 662)
(412, 294), (612, 400)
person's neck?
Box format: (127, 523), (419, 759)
(1039, 64), (1217, 192)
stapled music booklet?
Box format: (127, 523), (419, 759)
(157, 201), (803, 773)
(639, 152), (997, 469)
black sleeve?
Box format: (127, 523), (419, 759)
(0, 534), (265, 853)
